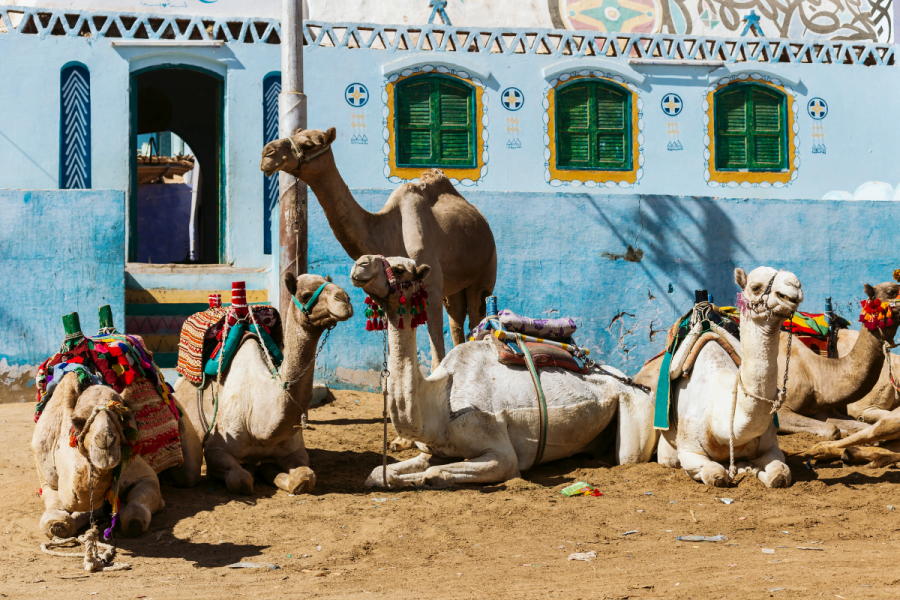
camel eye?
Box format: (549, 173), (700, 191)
(393, 267), (405, 275)
(751, 284), (763, 293)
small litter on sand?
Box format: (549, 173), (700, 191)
(676, 535), (728, 542)
(373, 498), (399, 502)
(622, 530), (639, 537)
(226, 563), (280, 570)
(720, 498), (734, 504)
(889, 506), (894, 511)
(567, 551), (596, 561)
(762, 548), (775, 554)
(560, 482), (602, 497)
(768, 588), (785, 592)
(798, 547), (824, 551)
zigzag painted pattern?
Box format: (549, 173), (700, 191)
(263, 74), (281, 255)
(60, 65), (90, 189)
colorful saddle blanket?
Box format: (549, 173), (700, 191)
(34, 334), (183, 474)
(489, 335), (589, 374)
(176, 305), (282, 384)
(717, 307), (849, 357)
(468, 309), (577, 342)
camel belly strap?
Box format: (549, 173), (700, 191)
(517, 333), (549, 467)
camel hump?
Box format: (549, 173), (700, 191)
(417, 169), (461, 197)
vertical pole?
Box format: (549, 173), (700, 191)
(279, 0), (308, 311)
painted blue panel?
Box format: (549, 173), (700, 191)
(59, 64), (91, 189)
(0, 189), (125, 366)
(263, 73), (281, 255)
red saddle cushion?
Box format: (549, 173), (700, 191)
(490, 337), (589, 374)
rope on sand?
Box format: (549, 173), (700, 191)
(41, 527), (131, 572)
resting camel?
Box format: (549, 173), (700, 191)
(176, 273), (352, 495)
(636, 282), (900, 440)
(654, 267), (803, 488)
(349, 255), (656, 488)
(33, 374), (201, 538)
(259, 127), (497, 359)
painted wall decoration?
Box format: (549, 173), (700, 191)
(661, 92), (683, 151)
(500, 87), (524, 112)
(550, 0), (894, 42)
(346, 83), (370, 146)
(351, 113), (369, 145)
(345, 83), (369, 108)
(808, 97), (828, 155)
(262, 73), (280, 255)
(505, 116), (522, 149)
(59, 63), (90, 190)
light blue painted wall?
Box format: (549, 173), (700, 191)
(0, 189), (125, 366)
(307, 190), (900, 388)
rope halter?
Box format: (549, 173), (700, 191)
(292, 281), (330, 315)
(287, 136), (332, 166)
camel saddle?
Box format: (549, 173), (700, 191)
(488, 334), (589, 374)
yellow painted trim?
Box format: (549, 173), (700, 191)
(546, 76), (639, 184)
(125, 289), (268, 304)
(706, 80), (796, 184)
(139, 334), (181, 353)
(385, 72), (484, 181)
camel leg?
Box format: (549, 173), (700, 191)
(796, 410), (900, 461)
(657, 432), (680, 468)
(747, 427), (791, 488)
(849, 406), (895, 425)
(775, 406), (840, 440)
(365, 453), (452, 488)
(38, 487), (93, 539)
(256, 447), (316, 495)
(445, 290), (468, 349)
(841, 446), (900, 468)
(677, 449), (729, 487)
(206, 447), (254, 495)
(823, 416), (870, 435)
(425, 290), (447, 365)
(389, 437), (417, 452)
(164, 410), (203, 488)
(118, 459), (164, 538)
(419, 447), (520, 487)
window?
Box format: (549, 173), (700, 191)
(60, 63), (91, 189)
(395, 75), (476, 168)
(555, 79), (631, 171)
(714, 83), (787, 171)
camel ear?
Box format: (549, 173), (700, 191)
(293, 128), (304, 136)
(283, 271), (298, 297)
(864, 283), (876, 299)
(325, 127), (336, 145)
(325, 275), (333, 283)
(415, 264), (432, 281)
(734, 268), (748, 290)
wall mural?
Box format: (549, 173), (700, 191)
(661, 93), (683, 151)
(346, 83), (370, 146)
(808, 97), (827, 154)
(262, 73), (280, 255)
(550, 0), (893, 42)
(60, 64), (91, 190)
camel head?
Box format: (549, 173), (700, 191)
(349, 255), (431, 312)
(70, 385), (136, 471)
(260, 127), (337, 179)
(283, 271), (353, 330)
(735, 266), (803, 329)
(860, 280), (900, 339)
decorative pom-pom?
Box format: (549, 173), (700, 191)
(366, 318), (374, 331)
(69, 434), (78, 448)
(398, 317), (404, 329)
(399, 294), (407, 304)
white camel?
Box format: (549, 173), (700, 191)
(658, 266), (803, 488)
(176, 273), (353, 495)
(350, 255), (656, 488)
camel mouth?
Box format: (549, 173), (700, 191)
(350, 271), (376, 286)
(774, 291), (799, 305)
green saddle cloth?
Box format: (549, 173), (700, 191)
(204, 321), (284, 377)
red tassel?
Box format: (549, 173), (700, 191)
(398, 317), (404, 329)
(69, 434), (78, 448)
(399, 294), (407, 304)
(366, 318), (374, 331)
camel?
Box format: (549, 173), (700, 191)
(33, 373), (201, 538)
(843, 330), (900, 424)
(259, 127), (497, 360)
(176, 273), (353, 495)
(349, 255), (657, 488)
(636, 282), (900, 440)
(652, 267), (803, 488)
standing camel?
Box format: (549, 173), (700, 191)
(636, 282), (900, 440)
(259, 127), (497, 361)
(349, 255), (656, 488)
(176, 273), (353, 495)
(655, 267), (803, 488)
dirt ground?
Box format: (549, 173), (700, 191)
(2, 391), (900, 600)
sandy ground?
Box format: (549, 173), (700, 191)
(2, 391), (900, 600)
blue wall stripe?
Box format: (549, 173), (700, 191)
(60, 64), (91, 189)
(263, 73), (281, 255)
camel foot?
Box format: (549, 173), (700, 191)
(389, 437), (416, 452)
(275, 467), (316, 495)
(422, 467), (456, 489)
(758, 462), (791, 488)
(365, 466), (406, 489)
(119, 502), (151, 538)
(225, 466), (255, 496)
(42, 512), (77, 539)
(699, 462), (729, 487)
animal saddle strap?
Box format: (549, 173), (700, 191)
(517, 333), (549, 466)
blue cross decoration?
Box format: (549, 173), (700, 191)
(740, 11), (764, 36)
(661, 93), (683, 116)
(501, 87), (524, 111)
(807, 98), (828, 120)
(428, 0), (452, 25)
(345, 83), (369, 107)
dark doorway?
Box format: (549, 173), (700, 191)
(130, 66), (224, 263)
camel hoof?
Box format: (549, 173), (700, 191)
(766, 472), (789, 488)
(389, 437), (415, 452)
(47, 520), (73, 539)
(286, 467), (316, 495)
(226, 469), (254, 496)
(121, 517), (148, 538)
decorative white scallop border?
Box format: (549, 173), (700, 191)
(542, 69), (645, 189)
(702, 72), (801, 189)
(381, 65), (489, 187)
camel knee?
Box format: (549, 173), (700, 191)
(41, 509), (80, 539)
(275, 466), (316, 495)
(225, 466), (254, 495)
(120, 503), (152, 538)
(699, 462), (729, 487)
(390, 436), (416, 452)
(759, 461), (791, 488)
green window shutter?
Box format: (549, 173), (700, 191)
(556, 80), (632, 171)
(395, 75), (475, 168)
(714, 84), (787, 172)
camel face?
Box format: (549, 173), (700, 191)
(350, 255), (428, 308)
(866, 281), (900, 303)
(284, 272), (353, 329)
(71, 386), (126, 470)
(260, 127), (337, 178)
(736, 266), (803, 324)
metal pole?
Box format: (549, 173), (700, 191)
(279, 0), (308, 311)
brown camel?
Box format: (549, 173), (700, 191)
(259, 127), (498, 361)
(634, 282), (900, 440)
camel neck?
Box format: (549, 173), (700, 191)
(807, 324), (897, 406)
(300, 155), (378, 260)
(278, 308), (324, 423)
(729, 313), (784, 440)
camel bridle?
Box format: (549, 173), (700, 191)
(287, 137), (332, 172)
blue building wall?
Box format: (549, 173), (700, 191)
(0, 189), (125, 400)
